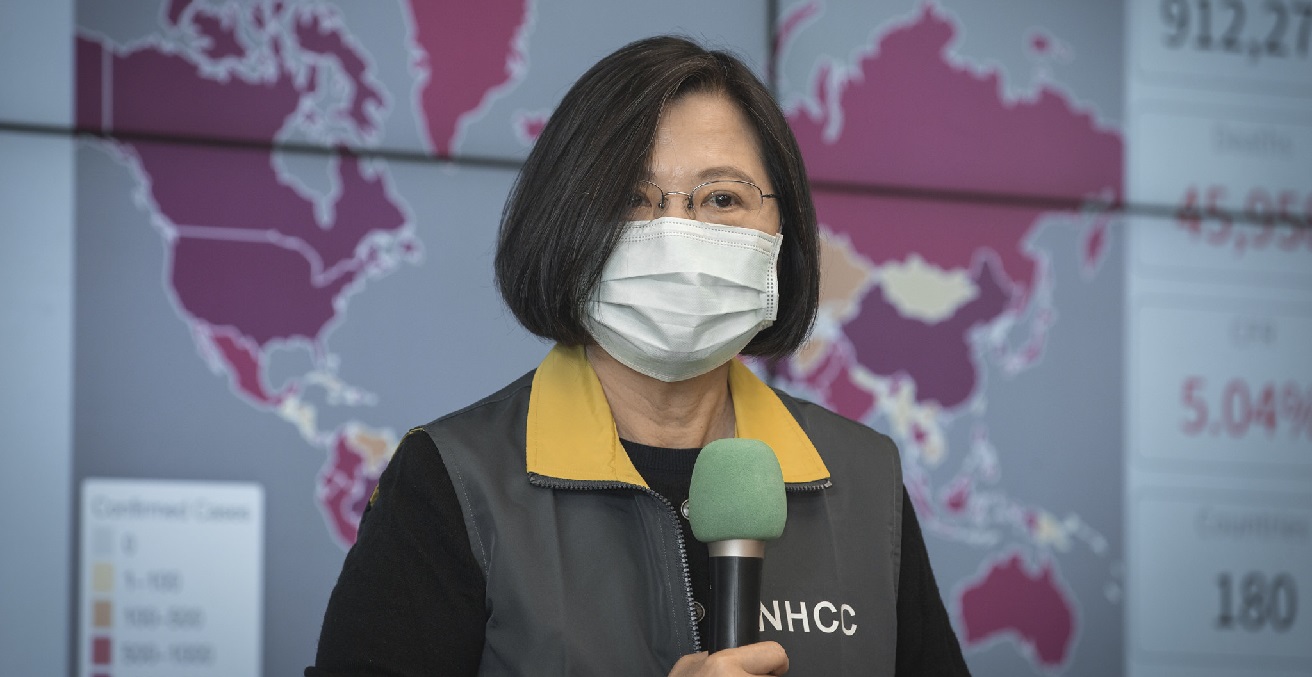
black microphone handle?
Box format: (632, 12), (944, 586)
(707, 555), (763, 652)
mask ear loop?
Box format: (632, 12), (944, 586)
(766, 231), (782, 320)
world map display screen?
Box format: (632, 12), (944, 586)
(0, 1), (1307, 676)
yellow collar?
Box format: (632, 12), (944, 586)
(526, 345), (830, 487)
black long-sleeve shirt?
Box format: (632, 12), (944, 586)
(307, 432), (971, 676)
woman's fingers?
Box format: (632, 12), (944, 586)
(668, 641), (789, 676)
(727, 641), (789, 675)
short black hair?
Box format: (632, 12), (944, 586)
(495, 35), (819, 358)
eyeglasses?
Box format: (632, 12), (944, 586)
(624, 179), (778, 228)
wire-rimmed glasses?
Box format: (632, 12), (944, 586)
(624, 179), (778, 229)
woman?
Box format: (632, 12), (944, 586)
(308, 36), (970, 676)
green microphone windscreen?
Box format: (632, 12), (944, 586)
(688, 438), (787, 543)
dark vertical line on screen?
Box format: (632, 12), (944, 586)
(764, 0), (781, 388)
(101, 45), (112, 129)
(766, 0), (780, 99)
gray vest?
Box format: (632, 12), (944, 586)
(425, 371), (902, 675)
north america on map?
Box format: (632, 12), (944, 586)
(76, 0), (531, 545)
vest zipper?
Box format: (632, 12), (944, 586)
(527, 474), (703, 654)
(785, 479), (832, 492)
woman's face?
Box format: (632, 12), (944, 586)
(643, 91), (781, 236)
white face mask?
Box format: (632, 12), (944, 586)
(584, 217), (783, 382)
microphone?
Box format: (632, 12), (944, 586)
(688, 438), (787, 653)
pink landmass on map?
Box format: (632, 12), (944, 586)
(958, 552), (1077, 669)
(163, 0), (193, 26)
(192, 8), (243, 60)
(404, 0), (529, 155)
(795, 345), (877, 422)
(210, 329), (282, 405)
(826, 359), (877, 420)
(295, 10), (385, 134)
(789, 3), (1122, 205)
(515, 111), (548, 143)
(1083, 217), (1109, 273)
(776, 0), (822, 59)
(942, 477), (971, 514)
(76, 35), (404, 353)
(76, 5), (413, 551)
(784, 4), (1122, 413)
(170, 234), (362, 346)
(318, 432), (382, 546)
(846, 255), (1009, 409)
(78, 22), (406, 548)
(77, 35), (301, 141)
(1030, 32), (1051, 56)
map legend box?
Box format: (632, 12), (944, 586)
(79, 478), (264, 677)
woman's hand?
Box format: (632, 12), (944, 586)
(668, 642), (789, 676)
